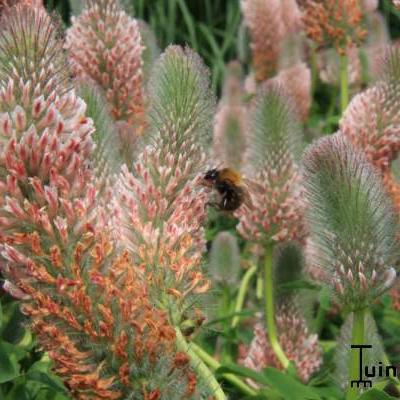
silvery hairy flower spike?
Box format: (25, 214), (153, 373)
(236, 87), (305, 245)
(115, 45), (216, 324)
(303, 134), (399, 310)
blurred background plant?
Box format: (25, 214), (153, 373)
(0, 0), (400, 399)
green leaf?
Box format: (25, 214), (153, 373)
(26, 371), (68, 394)
(5, 383), (30, 400)
(0, 341), (20, 383)
(357, 389), (398, 400)
(216, 364), (321, 400)
(261, 368), (322, 400)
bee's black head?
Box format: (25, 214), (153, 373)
(204, 168), (219, 182)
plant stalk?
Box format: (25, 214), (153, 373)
(175, 327), (226, 400)
(340, 53), (349, 113)
(264, 246), (290, 369)
(190, 342), (257, 397)
(346, 309), (365, 400)
(231, 263), (257, 328)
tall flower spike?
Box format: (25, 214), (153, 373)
(303, 134), (399, 310)
(301, 0), (367, 55)
(0, 6), (201, 399)
(212, 61), (248, 171)
(240, 303), (322, 384)
(340, 47), (400, 173)
(241, 0), (284, 81)
(65, 0), (145, 164)
(115, 45), (215, 322)
(264, 63), (311, 122)
(236, 87), (305, 245)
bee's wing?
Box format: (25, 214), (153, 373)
(240, 177), (262, 210)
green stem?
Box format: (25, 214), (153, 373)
(339, 53), (349, 113)
(264, 246), (290, 369)
(175, 327), (226, 400)
(346, 309), (365, 400)
(256, 274), (263, 300)
(231, 264), (257, 329)
(191, 342), (257, 397)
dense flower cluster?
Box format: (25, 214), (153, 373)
(303, 134), (398, 310)
(301, 0), (367, 55)
(240, 0), (302, 81)
(113, 46), (215, 325)
(65, 0), (145, 163)
(235, 88), (305, 245)
(0, 5), (202, 399)
(239, 304), (322, 384)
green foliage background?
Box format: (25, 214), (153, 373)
(0, 0), (400, 399)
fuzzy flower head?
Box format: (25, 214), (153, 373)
(394, 0), (400, 9)
(0, 4), (95, 233)
(264, 62), (311, 122)
(303, 134), (399, 310)
(240, 304), (322, 384)
(241, 0), (302, 82)
(301, 0), (367, 55)
(65, 0), (145, 150)
(236, 87), (305, 245)
(340, 47), (400, 173)
(115, 46), (215, 326)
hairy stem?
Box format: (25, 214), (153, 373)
(264, 246), (290, 369)
(340, 53), (349, 113)
(346, 309), (365, 400)
(175, 327), (226, 400)
(190, 342), (257, 397)
(231, 263), (257, 328)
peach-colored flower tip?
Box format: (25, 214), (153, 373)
(340, 84), (400, 173)
(241, 0), (284, 81)
(239, 306), (322, 384)
(264, 63), (312, 122)
(65, 0), (144, 127)
(394, 0), (400, 9)
(301, 0), (367, 54)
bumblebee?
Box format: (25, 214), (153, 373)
(202, 167), (251, 212)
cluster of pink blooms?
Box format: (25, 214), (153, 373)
(340, 55), (400, 173)
(0, 4), (209, 399)
(234, 90), (306, 246)
(241, 0), (311, 121)
(65, 0), (145, 163)
(113, 45), (213, 311)
(239, 304), (322, 384)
